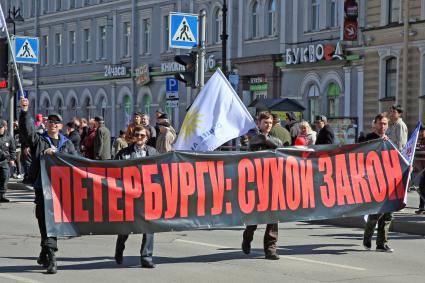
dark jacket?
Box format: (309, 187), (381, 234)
(115, 143), (158, 161)
(81, 128), (96, 159)
(94, 124), (111, 160)
(249, 132), (283, 151)
(315, 124), (335, 145)
(0, 133), (16, 163)
(67, 130), (81, 154)
(19, 111), (76, 189)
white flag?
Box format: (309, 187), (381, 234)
(174, 68), (256, 151)
(0, 4), (7, 32)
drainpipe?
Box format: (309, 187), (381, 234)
(401, 0), (409, 113)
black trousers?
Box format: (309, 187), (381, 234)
(116, 233), (154, 262)
(0, 161), (10, 195)
(243, 223), (278, 255)
(419, 173), (425, 209)
(34, 189), (57, 251)
(364, 213), (393, 247)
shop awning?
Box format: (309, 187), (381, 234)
(248, 98), (306, 112)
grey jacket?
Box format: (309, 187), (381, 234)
(387, 118), (408, 150)
(94, 124), (111, 160)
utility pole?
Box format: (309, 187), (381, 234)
(221, 0), (228, 77)
(401, 0), (409, 113)
(197, 10), (206, 91)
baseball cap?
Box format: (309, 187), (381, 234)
(315, 115), (327, 123)
(47, 113), (63, 122)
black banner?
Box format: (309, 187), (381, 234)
(41, 140), (409, 236)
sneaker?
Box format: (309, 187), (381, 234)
(362, 239), (371, 250)
(376, 245), (394, 253)
(415, 209), (425, 215)
(0, 197), (10, 203)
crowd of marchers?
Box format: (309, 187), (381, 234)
(0, 98), (424, 274)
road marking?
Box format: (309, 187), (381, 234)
(174, 239), (366, 271)
(0, 273), (44, 283)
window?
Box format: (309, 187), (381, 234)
(55, 33), (61, 64)
(57, 99), (63, 116)
(388, 0), (400, 24)
(311, 0), (320, 31)
(84, 0), (90, 6)
(385, 57), (397, 98)
(123, 22), (131, 57)
(267, 0), (277, 36)
(31, 1), (36, 17)
(56, 0), (62, 11)
(42, 35), (48, 65)
(163, 15), (169, 52)
(308, 84), (320, 123)
(70, 97), (77, 118)
(327, 83), (340, 117)
(83, 28), (90, 62)
(213, 8), (223, 43)
(251, 1), (259, 38)
(43, 0), (49, 14)
(70, 0), (76, 9)
(69, 31), (76, 63)
(99, 97), (107, 118)
(330, 0), (338, 27)
(99, 26), (107, 59)
(142, 19), (150, 54)
(82, 97), (92, 119)
(143, 95), (152, 114)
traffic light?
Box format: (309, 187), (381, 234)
(0, 38), (8, 81)
(174, 51), (198, 89)
(20, 65), (34, 87)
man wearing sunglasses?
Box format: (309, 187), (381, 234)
(113, 125), (159, 268)
(19, 97), (77, 274)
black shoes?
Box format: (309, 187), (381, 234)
(114, 249), (124, 265)
(415, 209), (425, 215)
(46, 248), (57, 274)
(265, 253), (280, 260)
(37, 249), (49, 268)
(241, 239), (251, 254)
(0, 195), (9, 202)
(141, 259), (156, 268)
(376, 245), (394, 253)
(362, 239), (372, 250)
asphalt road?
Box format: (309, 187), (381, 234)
(1, 186), (425, 283)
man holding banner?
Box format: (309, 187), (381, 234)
(19, 97), (77, 274)
(242, 112), (283, 260)
(363, 113), (394, 253)
(114, 125), (158, 268)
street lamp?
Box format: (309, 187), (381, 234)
(6, 6), (24, 136)
(221, 0), (228, 77)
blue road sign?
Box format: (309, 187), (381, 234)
(14, 36), (39, 64)
(166, 77), (179, 92)
(169, 13), (198, 49)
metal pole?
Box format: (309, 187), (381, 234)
(8, 21), (16, 137)
(197, 10), (206, 91)
(401, 0), (409, 113)
(221, 0), (228, 77)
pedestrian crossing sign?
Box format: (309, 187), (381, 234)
(13, 36), (39, 64)
(169, 12), (198, 49)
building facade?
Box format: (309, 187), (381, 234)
(362, 0), (425, 132)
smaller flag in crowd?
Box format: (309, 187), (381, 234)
(401, 122), (422, 165)
(173, 68), (256, 151)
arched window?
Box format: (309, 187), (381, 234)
(327, 83), (340, 117)
(213, 8), (223, 44)
(123, 95), (132, 126)
(56, 98), (63, 117)
(69, 97), (77, 118)
(82, 97), (92, 119)
(42, 99), (50, 115)
(308, 84), (320, 123)
(266, 0), (277, 36)
(99, 96), (107, 118)
(385, 57), (397, 98)
(251, 1), (259, 38)
(143, 95), (152, 115)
